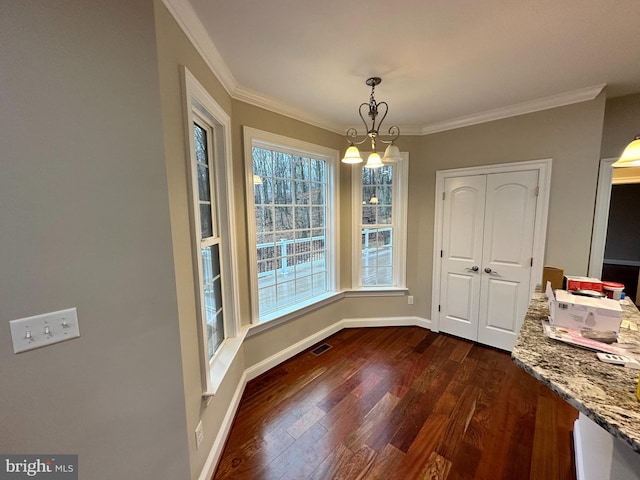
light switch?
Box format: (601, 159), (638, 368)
(9, 308), (80, 353)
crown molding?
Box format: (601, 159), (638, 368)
(160, 1), (606, 138)
(234, 86), (344, 134)
(161, 0), (237, 96)
(162, 0), (346, 135)
(420, 83), (607, 135)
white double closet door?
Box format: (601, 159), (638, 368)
(439, 169), (540, 351)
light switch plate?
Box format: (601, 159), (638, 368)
(9, 308), (80, 353)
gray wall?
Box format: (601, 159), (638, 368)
(419, 96), (607, 284)
(602, 92), (640, 159)
(0, 1), (190, 479)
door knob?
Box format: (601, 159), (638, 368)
(484, 267), (492, 273)
(466, 266), (479, 272)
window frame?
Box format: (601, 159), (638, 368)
(244, 127), (340, 325)
(183, 67), (242, 396)
(191, 114), (226, 356)
(351, 152), (409, 290)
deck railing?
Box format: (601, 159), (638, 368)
(257, 235), (325, 276)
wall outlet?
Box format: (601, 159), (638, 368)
(407, 295), (414, 305)
(195, 421), (204, 449)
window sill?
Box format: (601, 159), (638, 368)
(202, 325), (250, 397)
(247, 292), (343, 337)
(343, 287), (409, 297)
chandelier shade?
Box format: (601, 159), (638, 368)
(382, 143), (402, 163)
(341, 77), (400, 168)
(342, 145), (364, 164)
(612, 134), (640, 167)
(366, 152), (383, 169)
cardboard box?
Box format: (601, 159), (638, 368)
(542, 266), (564, 290)
(563, 275), (603, 292)
(546, 283), (622, 332)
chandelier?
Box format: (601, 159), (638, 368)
(341, 77), (402, 168)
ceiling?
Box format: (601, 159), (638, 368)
(170, 0), (640, 135)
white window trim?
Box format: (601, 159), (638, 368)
(243, 126), (340, 326)
(182, 66), (244, 396)
(351, 152), (409, 290)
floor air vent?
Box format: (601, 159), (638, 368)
(311, 343), (332, 356)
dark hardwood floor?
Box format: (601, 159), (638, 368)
(213, 327), (578, 480)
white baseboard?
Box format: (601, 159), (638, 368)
(245, 321), (345, 381)
(199, 316), (431, 479)
(198, 370), (247, 480)
(342, 316), (431, 330)
(245, 316), (431, 381)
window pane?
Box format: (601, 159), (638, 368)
(214, 312), (224, 353)
(198, 164), (211, 202)
(311, 159), (325, 181)
(363, 186), (376, 204)
(252, 147), (272, 176)
(255, 206), (274, 233)
(254, 178), (273, 205)
(293, 156), (310, 180)
(201, 244), (223, 357)
(378, 186), (392, 206)
(378, 206), (392, 225)
(258, 259), (276, 281)
(294, 252), (310, 266)
(295, 206), (310, 229)
(377, 267), (393, 285)
(295, 229), (311, 240)
(257, 243), (276, 263)
(256, 233), (274, 245)
(361, 228), (394, 286)
(362, 206), (376, 225)
(311, 182), (325, 205)
(252, 144), (329, 318)
(312, 272), (326, 293)
(259, 285), (277, 311)
(274, 151), (292, 178)
(210, 244), (220, 276)
(379, 166), (393, 184)
(274, 179), (293, 204)
(275, 206), (293, 231)
(311, 206), (325, 228)
(200, 204), (212, 238)
(294, 181), (310, 204)
(276, 280), (295, 303)
(194, 123), (208, 165)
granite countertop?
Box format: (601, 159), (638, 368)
(512, 290), (640, 453)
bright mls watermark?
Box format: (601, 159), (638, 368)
(0, 456), (77, 480)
